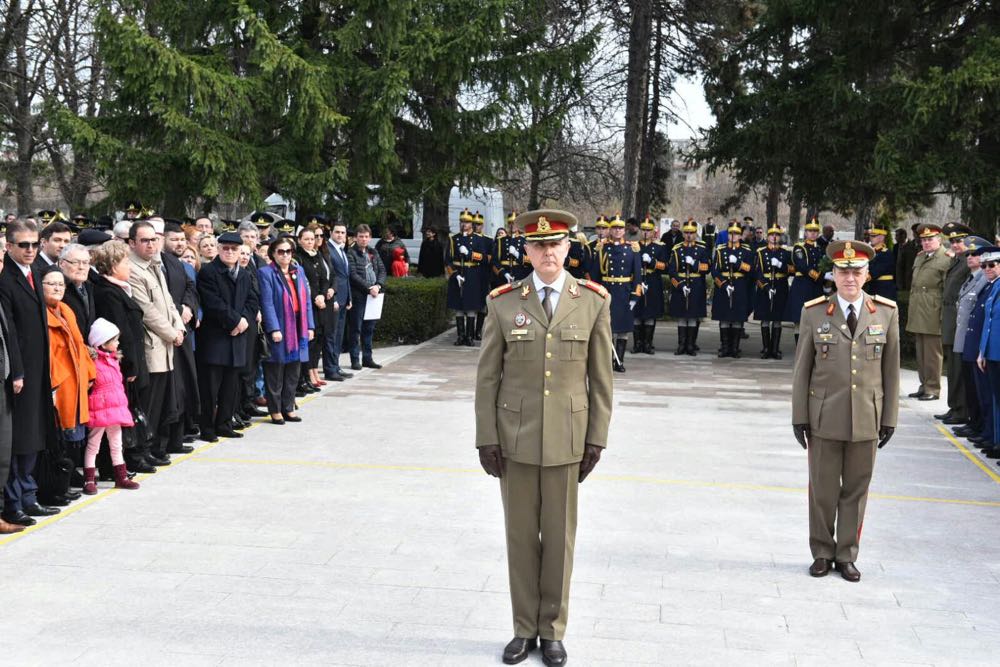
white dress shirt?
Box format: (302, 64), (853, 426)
(836, 293), (865, 322)
(532, 270), (567, 317)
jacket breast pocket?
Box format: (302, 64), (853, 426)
(503, 329), (536, 360)
(865, 333), (887, 360)
(814, 336), (838, 359)
(496, 393), (522, 454)
(570, 393), (589, 456)
(560, 328), (589, 361)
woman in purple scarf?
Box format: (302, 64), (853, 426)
(258, 236), (314, 424)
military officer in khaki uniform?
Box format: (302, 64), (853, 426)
(906, 223), (953, 400)
(792, 240), (900, 582)
(475, 209), (613, 666)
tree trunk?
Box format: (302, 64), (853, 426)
(14, 132), (34, 215)
(854, 194), (874, 241)
(619, 0), (652, 219)
(422, 182), (452, 236)
(787, 191), (802, 241)
(635, 17), (662, 218)
(765, 178), (781, 227)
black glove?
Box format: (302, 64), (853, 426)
(793, 424), (811, 449)
(478, 445), (505, 478)
(579, 444), (602, 482)
(878, 426), (895, 449)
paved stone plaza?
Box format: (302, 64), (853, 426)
(1, 326), (999, 665)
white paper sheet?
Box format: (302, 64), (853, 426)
(364, 292), (384, 320)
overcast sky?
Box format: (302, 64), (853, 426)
(667, 76), (714, 141)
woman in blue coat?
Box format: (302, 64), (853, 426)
(258, 236), (314, 424)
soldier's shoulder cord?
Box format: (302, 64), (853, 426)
(804, 295), (828, 309)
(873, 294), (898, 309)
(577, 279), (609, 299)
(489, 282), (518, 299)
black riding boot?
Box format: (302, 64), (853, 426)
(718, 324), (728, 357)
(771, 326), (783, 359)
(760, 324), (772, 359)
(464, 316), (477, 346)
(632, 324), (644, 354)
(732, 326), (744, 358)
(675, 326), (687, 355)
(645, 322), (656, 354)
(454, 317), (466, 346)
(614, 339), (627, 373)
(474, 312), (485, 340)
(688, 322), (699, 355)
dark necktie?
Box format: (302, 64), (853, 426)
(542, 286), (554, 321)
(847, 303), (857, 336)
(78, 285), (89, 316)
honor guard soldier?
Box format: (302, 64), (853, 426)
(784, 218), (826, 342)
(447, 209), (490, 346)
(564, 230), (591, 280)
(753, 223), (793, 359)
(711, 220), (755, 357)
(667, 219), (710, 355)
(473, 211), (493, 341)
(593, 214), (642, 372)
(493, 212), (531, 284)
(123, 200), (144, 220)
(632, 216), (667, 354)
(863, 223), (897, 301)
(792, 240), (899, 582)
(589, 215), (609, 252)
(475, 209), (613, 667)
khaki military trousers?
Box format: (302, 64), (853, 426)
(500, 459), (578, 641)
(914, 333), (943, 396)
(808, 436), (878, 563)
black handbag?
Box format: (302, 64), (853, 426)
(122, 382), (150, 451)
(257, 324), (271, 361)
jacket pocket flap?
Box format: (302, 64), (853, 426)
(497, 394), (522, 412)
(865, 334), (887, 344)
(571, 394), (589, 412)
(561, 329), (589, 342)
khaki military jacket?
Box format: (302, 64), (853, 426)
(906, 250), (952, 335)
(475, 272), (613, 467)
(792, 294), (900, 442)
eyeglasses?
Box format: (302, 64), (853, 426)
(274, 248), (292, 256)
(984, 262), (999, 268)
(61, 258), (90, 267)
(41, 282), (65, 289)
(14, 241), (40, 249)
(134, 237), (157, 245)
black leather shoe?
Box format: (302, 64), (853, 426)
(269, 417), (285, 425)
(835, 561), (861, 582)
(362, 359), (382, 369)
(2, 511), (35, 526)
(933, 410), (953, 420)
(217, 427), (244, 439)
(953, 426), (976, 436)
(337, 370), (353, 378)
(350, 362), (362, 371)
(24, 503), (60, 517)
(809, 558), (832, 577)
(129, 460), (157, 473)
(146, 454), (171, 467)
(282, 413), (303, 423)
(62, 489), (82, 501)
(199, 432), (219, 443)
(942, 416), (967, 425)
(43, 495), (71, 507)
(242, 404), (268, 417)
(539, 639), (567, 666)
(502, 637), (536, 665)
(324, 374), (344, 382)
(183, 435), (196, 444)
(167, 444), (195, 455)
(917, 394), (939, 401)
(295, 387), (307, 397)
(908, 390), (925, 398)
(968, 435), (988, 444)
(984, 447), (1000, 459)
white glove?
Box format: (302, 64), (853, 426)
(768, 288), (776, 300)
(824, 271), (833, 281)
(728, 254), (737, 264)
(456, 275), (465, 286)
(642, 253), (651, 264)
(685, 255), (695, 266)
(459, 245), (469, 257)
(504, 273), (513, 283)
(770, 257), (782, 268)
(682, 285), (691, 297)
(509, 246), (519, 259)
(726, 285), (734, 297)
(629, 300), (637, 310)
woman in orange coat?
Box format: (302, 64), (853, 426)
(42, 267), (96, 441)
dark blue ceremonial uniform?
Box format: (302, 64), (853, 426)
(633, 240), (667, 321)
(491, 234), (530, 286)
(864, 245), (897, 302)
(565, 237), (591, 280)
(965, 278), (996, 444)
(783, 241), (825, 323)
(711, 242), (754, 322)
(446, 232), (490, 312)
(594, 240), (642, 334)
(668, 241), (710, 319)
(752, 245), (792, 321)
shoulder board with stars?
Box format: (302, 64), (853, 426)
(873, 294), (897, 309)
(489, 283), (517, 299)
(576, 279), (609, 299)
(804, 295), (828, 309)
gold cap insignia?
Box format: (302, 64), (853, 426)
(537, 217), (551, 232)
(843, 242), (855, 259)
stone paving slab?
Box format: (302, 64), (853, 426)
(0, 326), (998, 665)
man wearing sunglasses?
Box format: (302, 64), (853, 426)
(0, 220), (60, 528)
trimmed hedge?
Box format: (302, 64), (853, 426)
(373, 277), (451, 344)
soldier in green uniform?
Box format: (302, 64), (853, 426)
(792, 240), (900, 582)
(476, 209), (613, 666)
(906, 223), (953, 401)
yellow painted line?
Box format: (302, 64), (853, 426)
(936, 423), (1000, 485)
(190, 457), (1000, 507)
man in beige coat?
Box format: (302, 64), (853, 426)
(906, 223), (952, 400)
(792, 240), (900, 582)
(128, 220), (186, 468)
(476, 209), (613, 666)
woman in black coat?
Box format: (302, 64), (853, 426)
(417, 227), (445, 278)
(295, 224), (331, 392)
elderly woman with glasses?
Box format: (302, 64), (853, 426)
(259, 236), (314, 424)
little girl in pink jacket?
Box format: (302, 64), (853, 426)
(84, 318), (139, 494)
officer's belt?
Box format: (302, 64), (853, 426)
(760, 273), (787, 279)
(876, 275), (894, 281)
(452, 261), (481, 268)
(723, 272), (747, 278)
(643, 269), (659, 275)
(602, 276), (634, 284)
(497, 260), (516, 267)
(674, 272), (705, 279)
